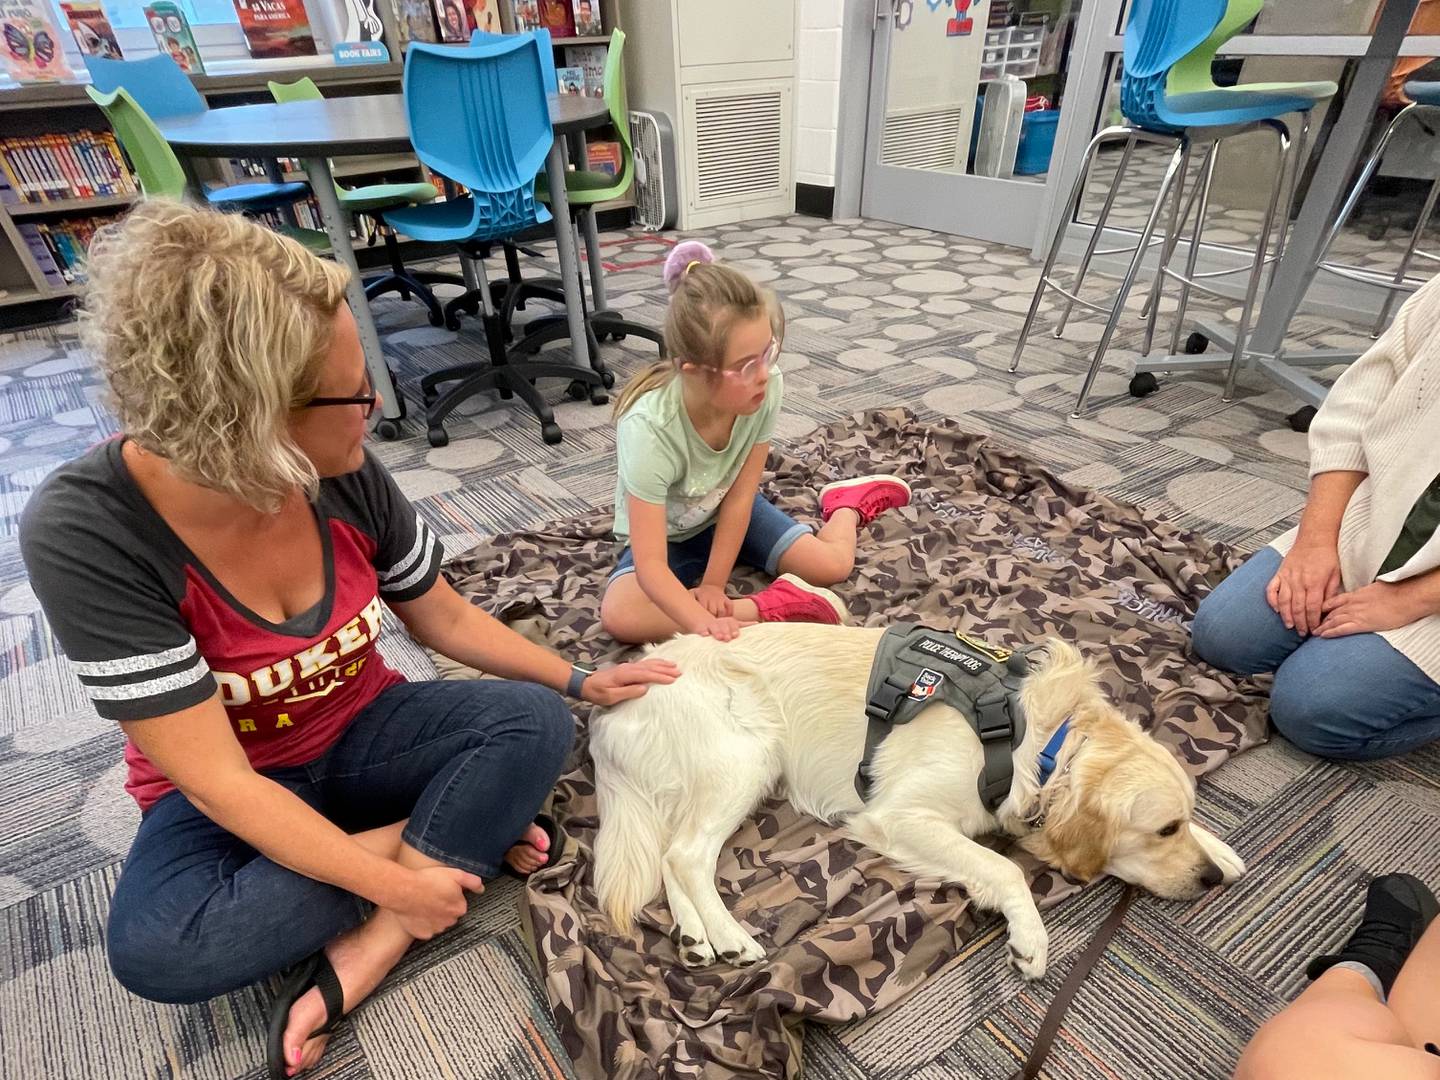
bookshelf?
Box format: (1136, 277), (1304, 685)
(0, 0), (635, 330)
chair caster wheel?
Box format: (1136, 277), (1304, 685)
(428, 310), (445, 327)
(600, 369), (616, 389)
(444, 315), (462, 331)
(541, 422), (563, 445)
(567, 380), (589, 401)
(375, 418), (403, 440)
(427, 426), (450, 448)
(1184, 331), (1209, 355)
(1129, 372), (1160, 398)
(588, 384), (609, 406)
(1286, 405), (1317, 433)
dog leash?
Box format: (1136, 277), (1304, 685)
(1010, 885), (1138, 1080)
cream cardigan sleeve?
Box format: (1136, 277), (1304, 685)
(1306, 297), (1414, 478)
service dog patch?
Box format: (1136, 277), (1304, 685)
(913, 636), (987, 675)
(908, 668), (945, 700)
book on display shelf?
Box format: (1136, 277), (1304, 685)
(390, 0), (438, 42)
(1, 0), (76, 82)
(570, 0), (600, 36)
(563, 43), (605, 95)
(556, 65), (583, 96)
(232, 0), (317, 59)
(509, 0), (539, 31)
(468, 0), (500, 34)
(60, 2), (123, 59)
(143, 1), (205, 73)
(536, 0), (571, 37)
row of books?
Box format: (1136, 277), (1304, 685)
(0, 132), (138, 204)
(18, 216), (118, 287)
(391, 0), (607, 46)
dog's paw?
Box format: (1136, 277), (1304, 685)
(671, 924), (716, 968)
(1006, 918), (1049, 982)
(1191, 823), (1246, 883)
(708, 920), (766, 969)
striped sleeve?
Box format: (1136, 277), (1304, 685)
(19, 502), (216, 723)
(357, 452), (444, 603)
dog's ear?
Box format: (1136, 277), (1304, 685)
(1021, 791), (1115, 882)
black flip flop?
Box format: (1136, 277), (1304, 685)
(502, 813), (563, 880)
(265, 951), (344, 1080)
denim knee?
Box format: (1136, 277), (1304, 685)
(1190, 594), (1262, 675)
(107, 905), (214, 1004)
(496, 681), (575, 777)
(1269, 688), (1366, 760)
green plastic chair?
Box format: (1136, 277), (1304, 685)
(86, 84), (329, 252)
(1167, 0), (1337, 102)
(515, 28), (663, 353)
(269, 77), (458, 325)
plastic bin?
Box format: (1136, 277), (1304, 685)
(983, 46), (1006, 65)
(979, 61), (1004, 82)
(985, 27), (1011, 46)
(1005, 57), (1039, 79)
(1013, 108), (1059, 175)
(1009, 26), (1044, 46)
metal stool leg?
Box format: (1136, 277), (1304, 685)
(1316, 104), (1418, 271)
(1010, 125), (1134, 374)
(1222, 121), (1291, 401)
(1053, 134), (1139, 339)
(1141, 138), (1197, 355)
(1072, 141), (1187, 416)
(1370, 171), (1440, 337)
(1166, 138), (1219, 358)
(1268, 109), (1312, 281)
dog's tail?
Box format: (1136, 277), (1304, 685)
(593, 767), (665, 930)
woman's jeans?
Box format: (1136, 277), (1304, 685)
(106, 679), (574, 1003)
(1192, 547), (1440, 760)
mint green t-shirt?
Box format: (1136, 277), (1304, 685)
(613, 369), (783, 542)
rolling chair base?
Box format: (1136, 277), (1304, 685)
(420, 308), (606, 447)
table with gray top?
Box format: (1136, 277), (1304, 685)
(157, 93), (611, 434)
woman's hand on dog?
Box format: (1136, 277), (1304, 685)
(1267, 540), (1341, 636)
(581, 659), (682, 705)
(692, 584), (733, 618)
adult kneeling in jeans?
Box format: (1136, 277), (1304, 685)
(1192, 276), (1440, 760)
(19, 202), (677, 1078)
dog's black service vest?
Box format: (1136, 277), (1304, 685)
(857, 625), (1031, 811)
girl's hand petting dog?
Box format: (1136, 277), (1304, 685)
(581, 659), (682, 705)
(692, 584), (733, 618)
(697, 615), (743, 642)
(1316, 580), (1430, 638)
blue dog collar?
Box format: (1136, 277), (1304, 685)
(1035, 719), (1072, 787)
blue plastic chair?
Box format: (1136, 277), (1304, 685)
(471, 26), (557, 92)
(84, 54), (309, 214)
(1013, 0), (1315, 414)
(384, 37), (602, 447)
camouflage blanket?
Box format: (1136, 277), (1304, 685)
(439, 408), (1271, 1080)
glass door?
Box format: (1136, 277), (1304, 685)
(860, 0), (1110, 248)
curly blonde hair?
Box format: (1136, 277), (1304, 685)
(80, 200), (350, 512)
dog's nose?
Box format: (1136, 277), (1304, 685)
(1199, 860), (1224, 889)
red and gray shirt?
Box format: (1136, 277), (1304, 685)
(19, 439), (444, 811)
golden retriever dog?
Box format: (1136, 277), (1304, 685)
(591, 621), (1245, 980)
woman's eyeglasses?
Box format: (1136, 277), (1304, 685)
(305, 378), (377, 419)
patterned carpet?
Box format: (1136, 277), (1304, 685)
(1, 210), (1438, 1080)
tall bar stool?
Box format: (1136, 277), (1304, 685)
(1009, 0), (1315, 416)
(1314, 81), (1440, 340)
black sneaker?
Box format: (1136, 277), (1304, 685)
(1305, 873), (1439, 995)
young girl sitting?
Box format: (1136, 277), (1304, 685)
(598, 241), (911, 645)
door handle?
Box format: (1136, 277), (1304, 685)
(876, 0), (913, 29)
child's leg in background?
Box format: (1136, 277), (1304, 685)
(775, 475), (913, 586)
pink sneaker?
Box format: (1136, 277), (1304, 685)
(818, 475), (912, 525)
(750, 574), (847, 625)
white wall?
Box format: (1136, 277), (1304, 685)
(796, 0), (844, 187)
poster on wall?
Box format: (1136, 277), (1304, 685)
(60, 2), (123, 59)
(232, 0), (317, 58)
(1, 0), (76, 83)
(143, 1), (205, 73)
